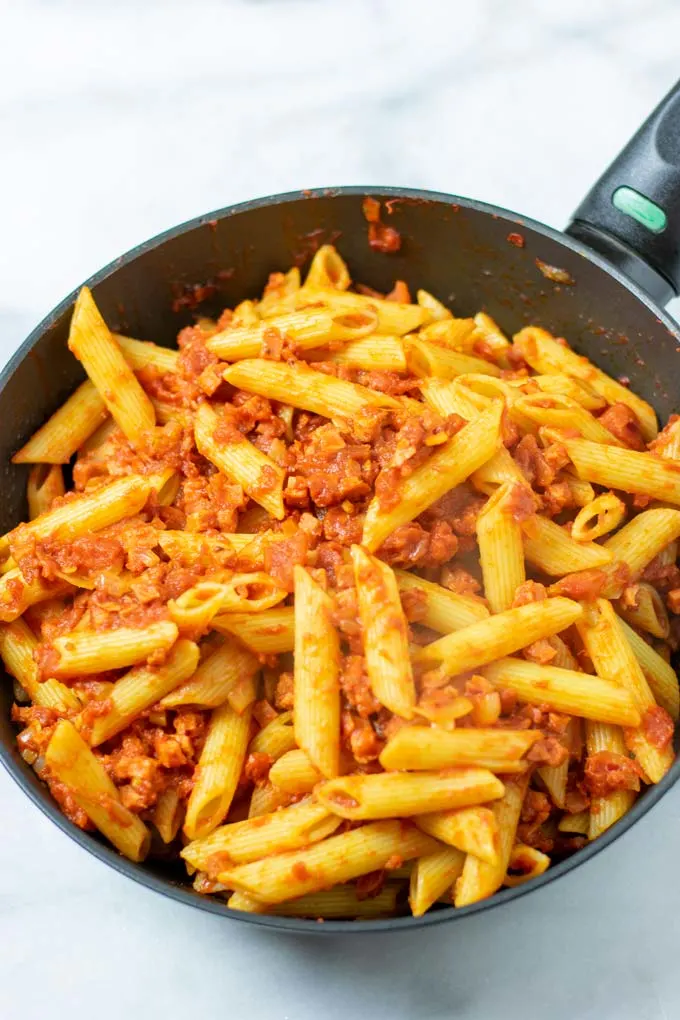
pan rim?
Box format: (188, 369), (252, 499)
(2, 183), (679, 934)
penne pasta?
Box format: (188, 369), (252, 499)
(45, 720), (151, 861)
(521, 515), (613, 576)
(216, 821), (440, 903)
(618, 617), (679, 720)
(27, 465), (65, 520)
(476, 483), (528, 613)
(316, 769), (505, 820)
(415, 597), (583, 675)
(207, 307), (378, 361)
(379, 727), (539, 771)
(183, 702), (252, 840)
(503, 844), (551, 887)
(454, 776), (528, 906)
(293, 566), (341, 778)
(12, 380), (108, 464)
(576, 599), (674, 782)
(514, 327), (657, 440)
(409, 847), (466, 917)
(195, 402), (285, 520)
(564, 437), (680, 505)
(153, 787), (184, 844)
(585, 720), (636, 840)
(67, 287), (156, 448)
(362, 402), (503, 552)
(483, 657), (641, 726)
(414, 806), (499, 865)
(46, 620), (179, 679)
(312, 335), (407, 372)
(394, 569), (489, 632)
(617, 582), (669, 640)
(86, 639), (200, 745)
(351, 546), (415, 719)
(405, 336), (501, 380)
(113, 334), (180, 373)
(182, 799), (342, 870)
(268, 748), (322, 795)
(0, 618), (80, 713)
(161, 637), (259, 710)
(571, 493), (626, 542)
(223, 358), (400, 419)
(211, 607), (296, 654)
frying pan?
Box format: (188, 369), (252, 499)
(2, 80), (680, 935)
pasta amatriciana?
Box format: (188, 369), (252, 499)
(5, 244), (678, 921)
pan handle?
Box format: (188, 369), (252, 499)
(566, 79), (680, 307)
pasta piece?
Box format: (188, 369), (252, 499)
(87, 640), (199, 745)
(521, 516), (613, 576)
(418, 317), (477, 352)
(476, 483), (527, 613)
(472, 313), (511, 365)
(557, 811), (590, 835)
(183, 702), (252, 840)
(181, 799), (341, 870)
(454, 776), (528, 906)
(503, 844), (551, 887)
(414, 806), (499, 865)
(471, 446), (529, 496)
(617, 582), (669, 639)
(483, 657), (641, 726)
(247, 782), (290, 819)
(351, 546), (415, 719)
(207, 307), (377, 360)
(618, 618), (679, 720)
(571, 493), (626, 542)
(12, 380), (108, 464)
(514, 327), (657, 440)
(161, 637), (259, 710)
(409, 847), (466, 917)
(419, 377), (481, 420)
(153, 787), (184, 844)
(564, 437), (680, 504)
(316, 769), (505, 820)
(27, 465), (65, 520)
(585, 720), (636, 840)
(216, 821), (440, 903)
(289, 287), (427, 335)
(113, 334), (180, 373)
(271, 885), (399, 919)
(379, 727), (539, 771)
(600, 508), (680, 595)
(405, 337), (501, 379)
(536, 719), (578, 809)
(395, 569), (489, 632)
(157, 530), (254, 564)
(44, 720), (150, 861)
(249, 711), (295, 759)
(415, 289), (451, 322)
(415, 597), (583, 675)
(223, 359), (400, 418)
(268, 749), (321, 794)
(0, 618), (80, 712)
(576, 599), (673, 782)
(46, 620), (179, 679)
(528, 374), (606, 411)
(212, 607), (295, 654)
(67, 286), (155, 448)
(195, 402), (285, 520)
(293, 566), (341, 778)
(362, 402), (503, 552)
(304, 245), (351, 291)
(7, 473), (161, 552)
(0, 569), (71, 624)
(514, 393), (623, 445)
(314, 336), (406, 372)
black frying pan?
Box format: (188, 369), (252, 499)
(2, 80), (680, 935)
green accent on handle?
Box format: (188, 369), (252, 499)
(612, 186), (667, 234)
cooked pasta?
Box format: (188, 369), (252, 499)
(5, 248), (677, 922)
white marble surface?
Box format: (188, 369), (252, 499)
(2, 2), (680, 1018)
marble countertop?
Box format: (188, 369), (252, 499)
(2, 2), (680, 1018)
